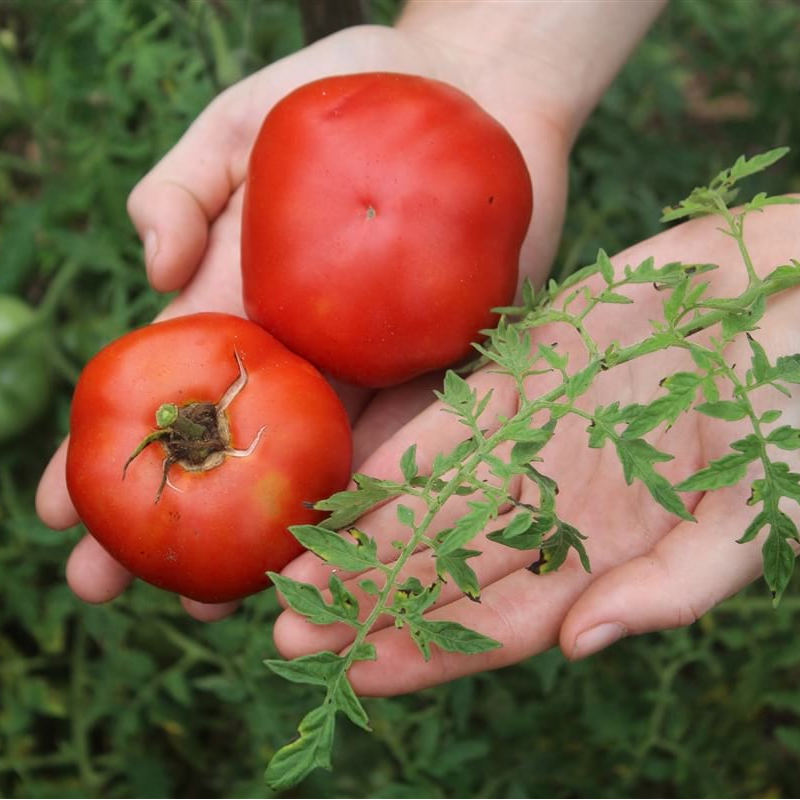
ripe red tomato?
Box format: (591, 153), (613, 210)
(241, 72), (533, 388)
(66, 313), (352, 603)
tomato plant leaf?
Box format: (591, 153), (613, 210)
(502, 418), (554, 444)
(694, 400), (748, 421)
(263, 652), (345, 686)
(730, 147), (790, 180)
(538, 343), (568, 371)
(435, 548), (481, 601)
(587, 402), (632, 448)
(766, 426), (800, 450)
(748, 463), (800, 507)
(522, 466), (559, 512)
(289, 525), (380, 572)
(721, 294), (766, 338)
(332, 677), (370, 731)
(615, 438), (692, 520)
(598, 291), (634, 305)
(688, 344), (716, 372)
(566, 362), (601, 400)
(663, 277), (688, 323)
(358, 578), (381, 596)
(265, 704), (336, 791)
(407, 618), (501, 660)
(737, 511), (768, 544)
(500, 510), (534, 538)
(391, 578), (441, 620)
(268, 573), (360, 627)
(432, 436), (479, 477)
(509, 439), (547, 467)
(350, 642), (377, 661)
(396, 504), (416, 529)
(731, 434), (762, 458)
(675, 452), (755, 492)
(437, 501), (494, 556)
(623, 371), (702, 437)
(773, 354), (800, 384)
(747, 334), (772, 382)
(488, 511), (554, 551)
(400, 444), (418, 482)
(437, 370), (476, 416)
(598, 248), (615, 285)
(539, 521), (591, 574)
(328, 574), (359, 621)
(482, 453), (516, 481)
(763, 522), (797, 607)
(315, 474), (404, 530)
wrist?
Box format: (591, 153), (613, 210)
(396, 0), (667, 146)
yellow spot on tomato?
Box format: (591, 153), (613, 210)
(314, 296), (332, 318)
(256, 471), (293, 522)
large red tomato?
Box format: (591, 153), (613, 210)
(241, 72), (533, 388)
(66, 313), (352, 603)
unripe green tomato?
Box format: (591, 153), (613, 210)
(0, 294), (52, 442)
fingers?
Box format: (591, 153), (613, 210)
(274, 512), (542, 660)
(351, 371), (447, 467)
(357, 368), (519, 483)
(40, 432), (241, 619)
(559, 483), (768, 661)
(281, 368), (518, 583)
(153, 188), (248, 321)
(36, 439), (78, 529)
(65, 533), (241, 620)
(609, 195), (800, 299)
(557, 261), (800, 659)
(282, 460), (517, 596)
(126, 87), (256, 293)
(274, 556), (591, 697)
(66, 534), (134, 603)
(284, 474), (765, 696)
(127, 180), (212, 292)
(349, 563), (592, 696)
(180, 597), (240, 622)
(124, 29), (388, 296)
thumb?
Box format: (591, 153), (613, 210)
(560, 487), (769, 660)
(126, 86), (256, 292)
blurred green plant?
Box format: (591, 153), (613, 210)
(2, 0), (800, 797)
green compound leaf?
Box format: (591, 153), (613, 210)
(539, 521), (591, 574)
(436, 548), (481, 601)
(437, 501), (494, 556)
(265, 704), (336, 792)
(268, 573), (360, 627)
(773, 353), (800, 384)
(695, 400), (748, 421)
(747, 334), (772, 382)
(675, 452), (755, 492)
(333, 676), (370, 731)
(766, 426), (800, 450)
(763, 521), (798, 607)
(315, 473), (404, 530)
(400, 444), (418, 482)
(264, 652), (345, 687)
(408, 618), (501, 661)
(289, 525), (380, 573)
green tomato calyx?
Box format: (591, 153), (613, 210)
(122, 350), (266, 503)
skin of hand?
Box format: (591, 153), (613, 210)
(35, 1), (666, 619)
(274, 200), (800, 696)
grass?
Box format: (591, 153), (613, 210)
(2, 0), (800, 796)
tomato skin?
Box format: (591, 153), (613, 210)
(241, 72), (533, 388)
(66, 313), (352, 603)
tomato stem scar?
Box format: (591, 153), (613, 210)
(122, 349), (266, 503)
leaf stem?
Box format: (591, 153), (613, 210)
(715, 197), (760, 287)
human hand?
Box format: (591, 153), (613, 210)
(272, 200), (800, 696)
(37, 0), (667, 619)
(35, 16), (574, 618)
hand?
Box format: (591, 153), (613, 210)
(36, 17), (577, 619)
(273, 200), (800, 696)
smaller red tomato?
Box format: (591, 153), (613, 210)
(66, 313), (352, 603)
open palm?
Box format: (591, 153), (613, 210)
(274, 201), (800, 695)
(36, 22), (572, 618)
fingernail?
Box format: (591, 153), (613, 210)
(144, 229), (158, 272)
(571, 622), (627, 660)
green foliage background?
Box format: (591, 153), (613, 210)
(2, 0), (800, 796)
